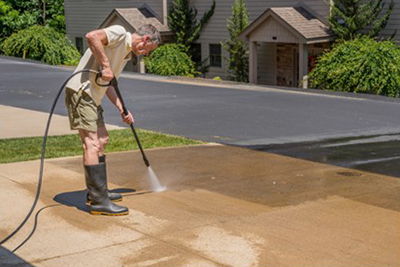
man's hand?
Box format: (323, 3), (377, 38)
(121, 110), (134, 125)
(101, 66), (114, 81)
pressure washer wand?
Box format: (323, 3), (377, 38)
(110, 77), (150, 167)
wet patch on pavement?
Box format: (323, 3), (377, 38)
(244, 133), (400, 178)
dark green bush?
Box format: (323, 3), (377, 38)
(0, 1), (35, 41)
(0, 0), (66, 37)
(309, 37), (400, 97)
(1, 25), (80, 65)
(144, 44), (197, 77)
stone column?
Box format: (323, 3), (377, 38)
(162, 0), (168, 25)
(299, 43), (308, 88)
(139, 57), (146, 74)
(249, 41), (258, 84)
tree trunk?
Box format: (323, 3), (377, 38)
(42, 0), (46, 25)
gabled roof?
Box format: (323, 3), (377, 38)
(100, 7), (171, 35)
(239, 6), (334, 44)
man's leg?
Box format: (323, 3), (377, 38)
(97, 126), (109, 157)
(66, 88), (101, 165)
(78, 129), (100, 165)
(94, 126), (122, 203)
(66, 90), (127, 215)
(79, 129), (128, 215)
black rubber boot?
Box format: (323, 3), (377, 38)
(84, 163), (129, 216)
(86, 155), (122, 205)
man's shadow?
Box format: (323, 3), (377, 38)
(53, 188), (136, 213)
(0, 245), (36, 266)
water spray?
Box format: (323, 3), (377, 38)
(108, 77), (166, 192)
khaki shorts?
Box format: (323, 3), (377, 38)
(65, 88), (105, 132)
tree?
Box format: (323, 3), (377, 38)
(0, 0), (65, 38)
(329, 0), (395, 40)
(222, 0), (249, 82)
(0, 1), (36, 41)
(1, 25), (80, 65)
(168, 0), (215, 54)
(309, 36), (400, 97)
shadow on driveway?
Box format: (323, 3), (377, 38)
(0, 245), (36, 267)
(53, 188), (137, 213)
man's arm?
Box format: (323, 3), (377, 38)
(106, 86), (134, 124)
(85, 29), (113, 81)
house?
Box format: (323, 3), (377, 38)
(238, 5), (334, 87)
(64, 0), (400, 87)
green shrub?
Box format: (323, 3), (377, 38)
(309, 37), (400, 97)
(0, 1), (37, 41)
(1, 25), (80, 65)
(144, 44), (197, 77)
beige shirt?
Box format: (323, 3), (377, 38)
(66, 25), (132, 105)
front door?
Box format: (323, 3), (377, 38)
(276, 43), (298, 87)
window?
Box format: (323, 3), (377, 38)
(75, 37), (83, 55)
(190, 43), (202, 65)
(209, 44), (221, 67)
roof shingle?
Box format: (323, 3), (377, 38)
(271, 6), (332, 40)
(115, 8), (170, 33)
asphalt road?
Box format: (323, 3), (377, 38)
(1, 56), (400, 177)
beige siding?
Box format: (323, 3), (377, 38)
(354, 0), (400, 39)
(65, 0), (162, 50)
(250, 17), (300, 43)
(376, 0), (400, 39)
(193, 0), (329, 42)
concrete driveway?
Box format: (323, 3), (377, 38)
(1, 145), (399, 267)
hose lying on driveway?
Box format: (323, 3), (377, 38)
(0, 69), (99, 251)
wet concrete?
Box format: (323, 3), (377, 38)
(1, 145), (399, 266)
(2, 56), (400, 266)
(46, 144), (400, 211)
(246, 133), (400, 178)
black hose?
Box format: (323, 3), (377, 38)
(0, 69), (99, 248)
(11, 204), (61, 253)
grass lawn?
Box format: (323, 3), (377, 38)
(0, 128), (204, 163)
